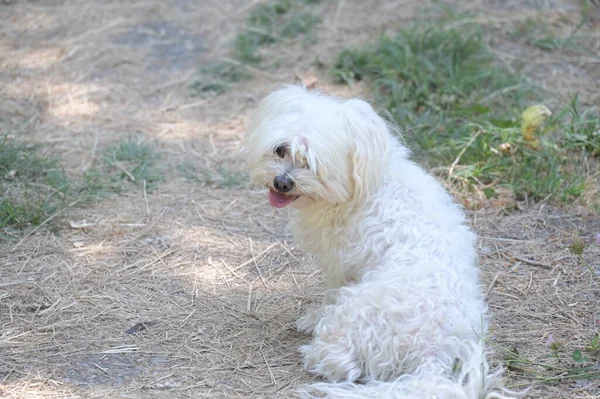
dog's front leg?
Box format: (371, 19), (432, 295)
(296, 289), (338, 334)
(300, 297), (362, 382)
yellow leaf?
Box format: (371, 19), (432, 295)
(522, 105), (552, 147)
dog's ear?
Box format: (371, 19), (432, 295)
(341, 99), (393, 201)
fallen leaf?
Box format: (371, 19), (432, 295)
(522, 104), (552, 148)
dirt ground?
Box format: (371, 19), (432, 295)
(1, 0), (599, 398)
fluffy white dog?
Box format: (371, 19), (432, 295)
(243, 86), (514, 399)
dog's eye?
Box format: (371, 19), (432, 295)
(274, 145), (286, 158)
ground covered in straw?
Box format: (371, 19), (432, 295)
(1, 1), (599, 398)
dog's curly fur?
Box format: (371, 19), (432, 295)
(243, 86), (515, 398)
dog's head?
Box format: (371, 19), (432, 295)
(243, 86), (401, 209)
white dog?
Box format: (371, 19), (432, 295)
(243, 86), (514, 399)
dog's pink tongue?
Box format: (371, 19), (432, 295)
(268, 191), (295, 208)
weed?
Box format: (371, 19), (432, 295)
(512, 14), (596, 52)
(568, 234), (600, 284)
(0, 135), (70, 234)
(0, 134), (163, 237)
(190, 62), (252, 97)
(232, 0), (321, 64)
(333, 25), (599, 204)
(501, 335), (600, 389)
(249, 0), (292, 27)
(508, 146), (585, 202)
(281, 13), (320, 38)
(588, 333), (600, 353)
(81, 167), (123, 196)
(562, 95), (600, 156)
(103, 137), (161, 187)
(233, 30), (276, 64)
(513, 19), (572, 51)
(233, 0), (290, 64)
(334, 26), (531, 112)
(179, 161), (245, 188)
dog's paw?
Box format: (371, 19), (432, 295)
(300, 342), (361, 382)
(296, 307), (324, 334)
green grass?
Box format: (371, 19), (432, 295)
(333, 25), (600, 204)
(190, 62), (252, 97)
(561, 95), (600, 156)
(203, 0), (323, 93)
(511, 1), (599, 54)
(0, 134), (165, 238)
(179, 161), (245, 188)
(281, 13), (320, 38)
(233, 0), (321, 64)
(103, 137), (162, 187)
(512, 19), (572, 51)
(0, 135), (71, 234)
(80, 167), (124, 197)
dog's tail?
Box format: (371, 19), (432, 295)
(298, 341), (520, 399)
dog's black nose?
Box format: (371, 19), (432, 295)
(274, 175), (294, 193)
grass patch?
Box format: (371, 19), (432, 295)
(0, 134), (165, 238)
(72, 138), (163, 199)
(0, 133), (166, 238)
(190, 62), (252, 97)
(512, 19), (577, 51)
(0, 135), (71, 235)
(562, 96), (600, 156)
(103, 137), (162, 187)
(334, 26), (532, 114)
(281, 13), (320, 38)
(179, 161), (245, 188)
(233, 0), (321, 64)
(511, 16), (599, 52)
(333, 25), (599, 204)
(80, 167), (124, 197)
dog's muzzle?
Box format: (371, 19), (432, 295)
(273, 174), (294, 193)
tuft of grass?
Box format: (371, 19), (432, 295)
(0, 135), (71, 234)
(0, 134), (166, 238)
(512, 19), (576, 51)
(568, 234), (600, 284)
(334, 26), (532, 114)
(333, 25), (599, 204)
(501, 331), (600, 389)
(233, 30), (276, 64)
(233, 0), (321, 64)
(190, 62), (252, 97)
(80, 167), (124, 197)
(281, 13), (320, 38)
(561, 95), (600, 156)
(512, 12), (595, 53)
(103, 137), (161, 187)
(179, 161), (245, 188)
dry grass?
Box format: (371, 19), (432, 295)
(1, 0), (599, 398)
(1, 188), (319, 398)
(474, 204), (600, 396)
